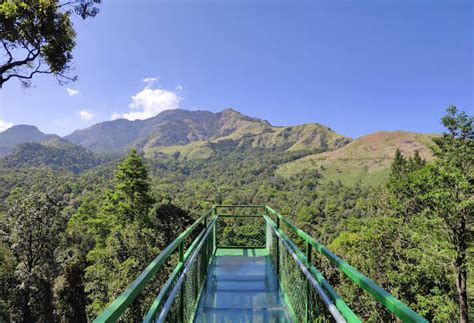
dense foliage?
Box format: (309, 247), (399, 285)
(0, 0), (100, 88)
(329, 107), (473, 322)
(1, 142), (101, 173)
(0, 106), (471, 321)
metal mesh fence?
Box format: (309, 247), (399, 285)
(155, 221), (215, 322)
(214, 206), (266, 249)
(216, 216), (266, 248)
(267, 222), (335, 323)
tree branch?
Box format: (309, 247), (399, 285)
(55, 71), (77, 84)
(0, 49), (40, 75)
(1, 61), (51, 84)
(1, 41), (13, 64)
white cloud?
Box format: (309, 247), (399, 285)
(176, 84), (183, 91)
(111, 78), (182, 121)
(78, 110), (94, 120)
(119, 87), (181, 120)
(0, 119), (13, 132)
(66, 88), (79, 96)
(143, 77), (158, 87)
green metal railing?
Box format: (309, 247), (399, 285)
(215, 205), (267, 248)
(94, 205), (427, 323)
(264, 206), (427, 323)
(93, 208), (215, 323)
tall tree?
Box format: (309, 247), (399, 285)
(1, 192), (66, 322)
(385, 106), (472, 321)
(331, 106), (472, 321)
(107, 149), (154, 224)
(429, 106), (473, 322)
(84, 149), (158, 319)
(390, 148), (408, 178)
(0, 0), (100, 88)
(53, 228), (93, 323)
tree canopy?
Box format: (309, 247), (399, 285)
(0, 0), (100, 88)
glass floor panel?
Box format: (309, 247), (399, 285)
(194, 248), (292, 323)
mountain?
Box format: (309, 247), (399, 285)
(146, 123), (351, 160)
(0, 125), (60, 156)
(0, 110), (438, 185)
(277, 131), (436, 186)
(65, 109), (351, 156)
(1, 138), (101, 174)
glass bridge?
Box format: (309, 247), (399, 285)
(93, 205), (427, 323)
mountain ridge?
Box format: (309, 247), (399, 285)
(63, 108), (350, 155)
(1, 109), (350, 156)
(0, 109), (438, 185)
(0, 125), (60, 156)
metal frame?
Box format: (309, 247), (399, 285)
(94, 205), (427, 323)
(265, 215), (346, 323)
(93, 208), (216, 323)
(156, 218), (217, 323)
(265, 206), (427, 323)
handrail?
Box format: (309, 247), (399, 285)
(217, 214), (264, 218)
(156, 218), (217, 322)
(143, 228), (207, 322)
(264, 215), (347, 323)
(93, 207), (215, 323)
(264, 215), (359, 322)
(215, 205), (266, 209)
(265, 206), (428, 323)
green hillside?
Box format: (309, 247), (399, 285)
(1, 140), (101, 174)
(145, 119), (350, 160)
(277, 131), (437, 186)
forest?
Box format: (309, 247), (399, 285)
(0, 0), (471, 321)
(0, 106), (471, 322)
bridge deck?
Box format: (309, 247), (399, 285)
(194, 248), (292, 322)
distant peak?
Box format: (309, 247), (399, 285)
(219, 108), (271, 125)
(9, 124), (39, 130)
(221, 108), (241, 115)
(3, 124), (42, 134)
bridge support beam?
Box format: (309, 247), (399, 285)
(306, 241), (313, 322)
(179, 242), (184, 321)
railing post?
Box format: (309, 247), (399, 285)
(179, 241), (184, 322)
(306, 241), (313, 322)
(204, 216), (208, 267)
(276, 215), (280, 277)
(264, 207), (270, 251)
(213, 208), (217, 251)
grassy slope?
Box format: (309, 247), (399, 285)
(250, 123), (350, 151)
(146, 123), (350, 160)
(277, 131), (437, 186)
(145, 141), (214, 160)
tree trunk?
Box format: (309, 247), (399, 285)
(455, 256), (469, 323)
(455, 261), (468, 323)
(21, 290), (32, 323)
(455, 216), (468, 323)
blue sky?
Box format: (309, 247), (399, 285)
(0, 0), (472, 137)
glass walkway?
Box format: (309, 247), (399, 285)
(93, 205), (427, 323)
(194, 249), (291, 322)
